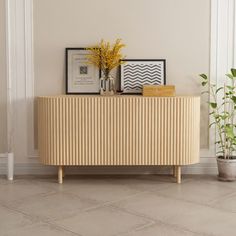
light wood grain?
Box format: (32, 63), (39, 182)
(58, 166), (63, 184)
(176, 166), (181, 184)
(38, 95), (200, 183)
(142, 85), (175, 96)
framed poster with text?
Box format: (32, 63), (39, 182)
(66, 48), (101, 94)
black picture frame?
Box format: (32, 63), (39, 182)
(119, 59), (166, 94)
(65, 48), (101, 94)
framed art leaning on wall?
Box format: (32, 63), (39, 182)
(65, 48), (101, 94)
(120, 59), (166, 94)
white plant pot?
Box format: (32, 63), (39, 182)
(217, 157), (236, 181)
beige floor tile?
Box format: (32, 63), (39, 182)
(33, 176), (144, 204)
(168, 204), (236, 236)
(34, 175), (112, 185)
(111, 192), (203, 222)
(136, 174), (191, 183)
(189, 175), (236, 189)
(0, 176), (9, 185)
(55, 206), (152, 236)
(1, 175), (236, 236)
(0, 179), (54, 203)
(56, 180), (143, 204)
(120, 223), (201, 236)
(12, 192), (98, 221)
(3, 223), (79, 236)
(32, 176), (119, 191)
(34, 175), (173, 202)
(154, 180), (235, 204)
(104, 175), (175, 192)
(209, 192), (236, 213)
(0, 205), (34, 235)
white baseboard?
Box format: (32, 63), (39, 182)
(0, 152), (14, 180)
(0, 159), (218, 176)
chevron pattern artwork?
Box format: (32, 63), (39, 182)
(120, 60), (166, 94)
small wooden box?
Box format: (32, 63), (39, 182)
(142, 85), (175, 97)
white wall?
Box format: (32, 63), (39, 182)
(34, 0), (210, 149)
(34, 0), (210, 95)
(0, 0), (7, 153)
(0, 0), (211, 174)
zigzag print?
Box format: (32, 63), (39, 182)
(124, 73), (163, 77)
(124, 78), (162, 83)
(124, 64), (162, 68)
(123, 63), (164, 92)
(124, 68), (162, 73)
(124, 80), (162, 86)
(124, 67), (160, 71)
(124, 69), (162, 74)
(125, 86), (143, 90)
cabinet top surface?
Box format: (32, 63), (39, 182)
(38, 94), (200, 99)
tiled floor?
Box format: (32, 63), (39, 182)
(0, 175), (236, 236)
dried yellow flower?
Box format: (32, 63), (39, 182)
(87, 39), (125, 78)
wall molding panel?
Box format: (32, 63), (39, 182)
(24, 0), (38, 158)
(201, 0), (236, 158)
(5, 0), (235, 174)
(5, 0), (37, 164)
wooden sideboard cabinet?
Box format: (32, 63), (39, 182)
(38, 95), (200, 184)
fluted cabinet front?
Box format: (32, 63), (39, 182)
(38, 96), (200, 166)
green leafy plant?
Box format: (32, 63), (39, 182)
(200, 68), (236, 159)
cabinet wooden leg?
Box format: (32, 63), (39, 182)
(58, 166), (63, 184)
(176, 165), (181, 184)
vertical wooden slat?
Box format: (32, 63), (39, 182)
(78, 98), (81, 165)
(98, 97), (101, 165)
(113, 98), (116, 165)
(38, 96), (200, 166)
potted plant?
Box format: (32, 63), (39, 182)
(200, 68), (236, 181)
(87, 39), (125, 95)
